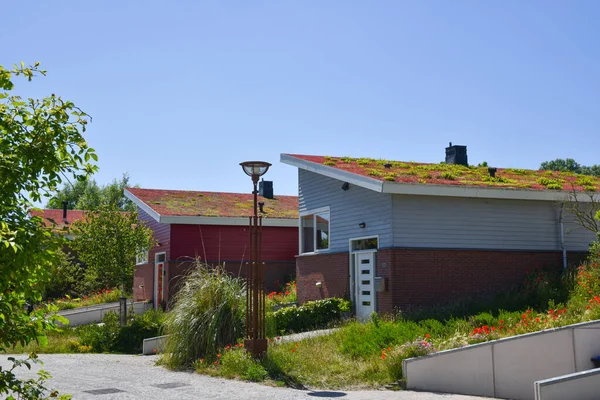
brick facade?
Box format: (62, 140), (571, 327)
(296, 252), (349, 304)
(296, 248), (567, 313)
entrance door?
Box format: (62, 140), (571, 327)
(154, 252), (166, 309)
(355, 252), (375, 319)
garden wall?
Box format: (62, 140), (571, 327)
(59, 301), (152, 326)
(403, 319), (600, 400)
(534, 368), (600, 400)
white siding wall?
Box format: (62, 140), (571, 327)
(298, 169), (393, 252)
(392, 194), (572, 251)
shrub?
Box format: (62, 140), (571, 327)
(269, 297), (351, 335)
(162, 263), (246, 368)
(78, 312), (120, 353)
(77, 309), (165, 354)
(43, 249), (85, 301)
(117, 309), (164, 353)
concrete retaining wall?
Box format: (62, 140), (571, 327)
(59, 301), (152, 326)
(535, 368), (600, 400)
(403, 320), (600, 400)
(142, 335), (167, 355)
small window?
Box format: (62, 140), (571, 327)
(351, 237), (378, 251)
(136, 248), (148, 265)
(300, 208), (330, 254)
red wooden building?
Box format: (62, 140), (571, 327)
(124, 185), (298, 308)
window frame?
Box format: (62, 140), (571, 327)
(135, 247), (149, 265)
(299, 206), (330, 255)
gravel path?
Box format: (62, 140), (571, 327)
(1, 353), (492, 400)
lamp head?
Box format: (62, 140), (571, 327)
(240, 161), (271, 183)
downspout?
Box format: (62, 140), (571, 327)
(559, 203), (567, 270)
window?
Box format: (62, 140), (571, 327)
(300, 208), (330, 253)
(136, 247), (149, 265)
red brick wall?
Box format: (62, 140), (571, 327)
(296, 252), (349, 304)
(133, 263), (153, 302)
(296, 248), (566, 313)
(376, 248), (564, 314)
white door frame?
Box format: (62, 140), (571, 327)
(154, 252), (166, 309)
(349, 236), (379, 318)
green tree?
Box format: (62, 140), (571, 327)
(46, 173), (136, 211)
(71, 205), (154, 294)
(1, 62), (96, 398)
(540, 158), (600, 177)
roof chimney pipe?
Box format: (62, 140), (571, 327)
(445, 143), (468, 167)
(258, 202), (265, 213)
(62, 201), (68, 224)
(259, 179), (274, 199)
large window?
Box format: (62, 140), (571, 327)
(300, 208), (330, 254)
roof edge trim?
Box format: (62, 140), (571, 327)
(124, 189), (162, 222)
(280, 154), (384, 193)
(382, 181), (600, 202)
(160, 215), (298, 227)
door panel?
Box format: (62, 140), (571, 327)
(355, 252), (375, 319)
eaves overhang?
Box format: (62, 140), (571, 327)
(281, 154), (600, 202)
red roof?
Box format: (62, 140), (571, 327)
(30, 209), (87, 231)
(126, 188), (299, 219)
(285, 154), (600, 192)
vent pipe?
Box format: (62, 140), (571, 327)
(259, 179), (274, 199)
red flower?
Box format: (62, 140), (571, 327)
(216, 353), (221, 358)
(425, 334), (430, 338)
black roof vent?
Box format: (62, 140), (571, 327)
(384, 163), (392, 169)
(259, 180), (273, 199)
(488, 167), (497, 178)
(258, 201), (265, 213)
(445, 142), (468, 166)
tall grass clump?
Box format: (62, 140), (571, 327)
(162, 262), (246, 369)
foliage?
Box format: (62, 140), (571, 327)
(46, 173), (137, 212)
(198, 346), (268, 382)
(540, 158), (600, 177)
(77, 309), (164, 353)
(268, 297), (351, 336)
(162, 263), (246, 368)
(0, 355), (71, 400)
(42, 249), (85, 301)
(71, 205), (154, 292)
(0, 62), (96, 397)
(50, 287), (122, 311)
(266, 281), (297, 307)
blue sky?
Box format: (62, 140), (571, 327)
(3, 1), (599, 199)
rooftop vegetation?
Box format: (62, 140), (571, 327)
(297, 155), (600, 192)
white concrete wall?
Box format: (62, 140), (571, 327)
(535, 368), (600, 400)
(58, 301), (152, 326)
(403, 320), (600, 400)
(142, 335), (167, 355)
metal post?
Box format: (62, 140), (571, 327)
(244, 178), (267, 357)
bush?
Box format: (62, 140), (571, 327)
(117, 309), (164, 353)
(77, 309), (164, 353)
(43, 249), (85, 301)
(268, 297), (351, 335)
(162, 263), (246, 368)
(78, 312), (120, 353)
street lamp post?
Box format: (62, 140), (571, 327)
(240, 161), (271, 358)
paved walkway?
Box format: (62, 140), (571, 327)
(1, 354), (492, 400)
